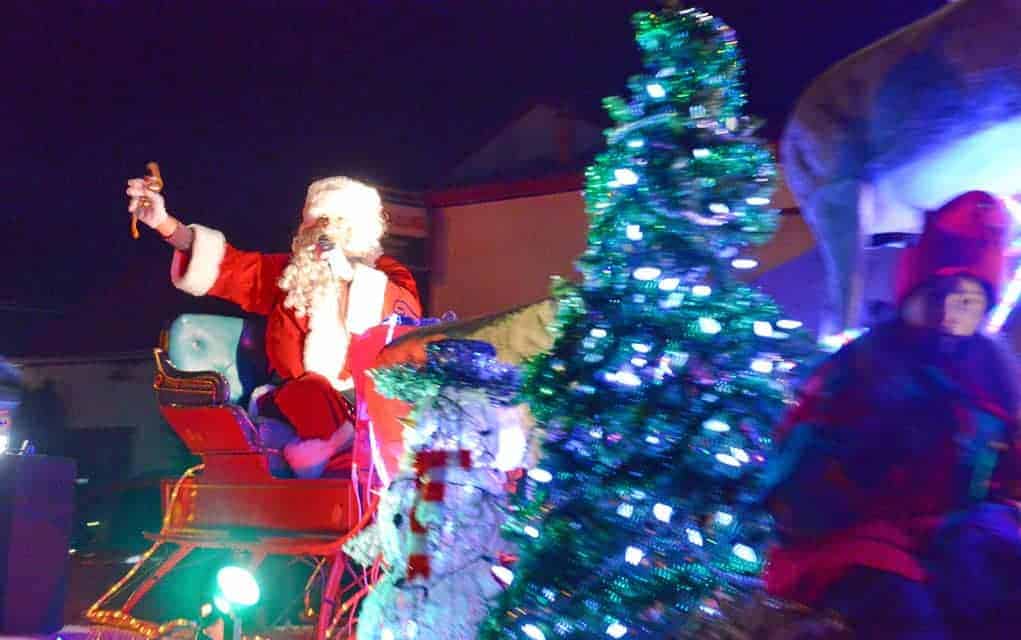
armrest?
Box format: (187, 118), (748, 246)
(153, 348), (231, 407)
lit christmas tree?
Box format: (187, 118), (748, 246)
(480, 7), (812, 640)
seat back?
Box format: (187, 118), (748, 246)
(166, 314), (269, 406)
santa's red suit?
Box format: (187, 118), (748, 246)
(169, 223), (422, 472)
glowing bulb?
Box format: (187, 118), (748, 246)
(633, 266), (661, 281)
(405, 620), (418, 639)
(716, 512), (734, 526)
(606, 370), (642, 387)
(778, 361), (796, 372)
(654, 356), (674, 379)
(708, 203), (730, 214)
(715, 452), (740, 467)
(698, 317), (722, 334)
(753, 321), (773, 337)
(731, 258), (758, 270)
(819, 328), (866, 351)
(630, 356), (648, 367)
(987, 262), (1021, 332)
(528, 468), (553, 483)
(606, 622), (628, 638)
(693, 148), (710, 158)
(590, 327), (608, 338)
(521, 624), (546, 640)
(216, 566), (260, 607)
(626, 224), (643, 240)
(653, 503), (673, 523)
(703, 419), (730, 433)
(658, 277), (680, 291)
(731, 447), (750, 463)
(631, 342), (652, 353)
(686, 528), (704, 546)
(617, 503), (635, 518)
(733, 544), (758, 563)
(746, 196), (770, 206)
(626, 138), (645, 148)
(645, 434), (660, 444)
(662, 292), (683, 308)
(491, 565), (515, 585)
(646, 82), (666, 98)
(524, 526), (540, 539)
(614, 168), (639, 185)
(751, 358), (774, 373)
(776, 319), (802, 330)
(625, 546), (645, 565)
(692, 285), (712, 297)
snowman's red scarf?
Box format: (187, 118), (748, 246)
(407, 449), (473, 581)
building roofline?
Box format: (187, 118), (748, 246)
(427, 172), (585, 208)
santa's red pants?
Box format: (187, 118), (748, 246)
(260, 372), (354, 440)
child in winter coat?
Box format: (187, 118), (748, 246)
(763, 191), (1021, 639)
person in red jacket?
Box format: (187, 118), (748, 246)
(762, 191), (1021, 639)
(126, 175), (421, 478)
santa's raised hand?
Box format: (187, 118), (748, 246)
(125, 177), (170, 230)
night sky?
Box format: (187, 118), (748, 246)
(3, 0), (945, 327)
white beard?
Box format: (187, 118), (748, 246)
(303, 282), (352, 389)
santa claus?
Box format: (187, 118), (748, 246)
(125, 175), (421, 478)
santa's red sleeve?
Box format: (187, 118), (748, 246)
(169, 224), (290, 315)
(375, 254), (420, 303)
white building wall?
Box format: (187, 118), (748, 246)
(13, 353), (192, 479)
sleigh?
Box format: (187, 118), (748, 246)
(87, 314), (377, 640)
(86, 299), (555, 639)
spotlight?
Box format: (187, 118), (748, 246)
(200, 566), (260, 640)
(215, 566), (260, 609)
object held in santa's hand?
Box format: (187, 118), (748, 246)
(131, 161), (164, 239)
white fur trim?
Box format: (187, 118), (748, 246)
(303, 287), (348, 385)
(247, 383), (277, 418)
(346, 263), (387, 335)
(283, 423), (354, 479)
(170, 224), (227, 296)
(302, 263), (385, 389)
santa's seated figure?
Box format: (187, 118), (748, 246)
(126, 175), (421, 478)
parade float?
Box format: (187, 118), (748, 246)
(85, 1), (1021, 639)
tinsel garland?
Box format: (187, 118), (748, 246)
(370, 339), (522, 407)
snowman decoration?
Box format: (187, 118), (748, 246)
(348, 339), (529, 640)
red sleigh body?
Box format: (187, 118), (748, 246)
(88, 315), (373, 640)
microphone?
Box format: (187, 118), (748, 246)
(316, 234), (336, 253)
(316, 234), (352, 280)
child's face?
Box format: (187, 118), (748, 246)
(932, 277), (988, 336)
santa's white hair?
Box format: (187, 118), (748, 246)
(278, 176), (387, 318)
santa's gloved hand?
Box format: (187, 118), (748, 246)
(319, 243), (355, 281)
(125, 177), (177, 236)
